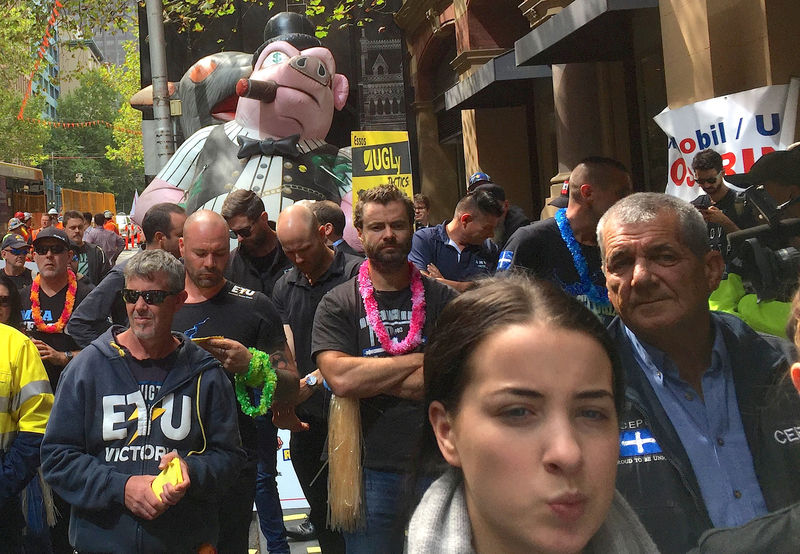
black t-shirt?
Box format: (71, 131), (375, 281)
(499, 218), (616, 324)
(229, 243), (293, 297)
(20, 278), (94, 387)
(171, 280), (286, 456)
(311, 275), (457, 473)
(691, 189), (759, 259)
(272, 250), (361, 420)
(4, 268), (32, 291)
(113, 327), (181, 407)
(499, 204), (531, 249)
(272, 250), (362, 377)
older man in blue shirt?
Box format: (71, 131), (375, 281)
(598, 192), (800, 553)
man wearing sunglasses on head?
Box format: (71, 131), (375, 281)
(1, 234), (33, 291)
(690, 148), (758, 258)
(221, 189), (292, 298)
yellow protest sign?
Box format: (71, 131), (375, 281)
(351, 131), (413, 203)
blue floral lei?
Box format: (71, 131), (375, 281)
(554, 208), (610, 307)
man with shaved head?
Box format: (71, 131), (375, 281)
(497, 156), (633, 323)
(272, 204), (361, 551)
(171, 209), (300, 554)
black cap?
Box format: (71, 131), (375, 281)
(727, 148), (800, 188)
(548, 181), (570, 208)
(2, 234), (28, 250)
(32, 226), (70, 247)
(472, 183), (506, 202)
(252, 12), (322, 68)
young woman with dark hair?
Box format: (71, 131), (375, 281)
(408, 276), (656, 553)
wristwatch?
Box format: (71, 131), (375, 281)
(305, 374), (319, 390)
(64, 350), (74, 363)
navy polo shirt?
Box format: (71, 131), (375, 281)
(409, 222), (498, 282)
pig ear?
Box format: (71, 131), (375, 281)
(332, 74), (349, 111)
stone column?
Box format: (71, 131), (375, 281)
(414, 101), (460, 222)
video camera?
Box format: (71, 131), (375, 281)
(726, 185), (800, 301)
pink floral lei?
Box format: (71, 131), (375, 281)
(358, 260), (426, 355)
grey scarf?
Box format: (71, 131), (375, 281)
(407, 469), (659, 554)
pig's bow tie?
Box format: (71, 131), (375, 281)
(236, 134), (301, 159)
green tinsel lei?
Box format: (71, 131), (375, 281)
(234, 348), (277, 417)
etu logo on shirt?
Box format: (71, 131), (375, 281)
(619, 429), (663, 457)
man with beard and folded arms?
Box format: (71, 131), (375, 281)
(221, 189), (292, 297)
(313, 185), (457, 553)
(273, 204), (361, 552)
(598, 192), (800, 552)
(172, 210), (300, 554)
(67, 203), (187, 348)
(41, 249), (245, 552)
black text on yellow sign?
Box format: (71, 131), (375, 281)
(353, 141), (412, 176)
(351, 131), (414, 201)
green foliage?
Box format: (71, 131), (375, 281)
(0, 90), (50, 165)
(44, 67), (142, 212)
(0, 3), (46, 85)
(160, 0), (392, 35)
(106, 40), (144, 166)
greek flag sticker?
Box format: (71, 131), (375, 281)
(619, 429), (662, 457)
(496, 250), (514, 271)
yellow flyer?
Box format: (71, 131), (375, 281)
(351, 131), (413, 205)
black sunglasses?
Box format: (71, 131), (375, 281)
(34, 244), (68, 255)
(4, 247), (29, 256)
(0, 295), (10, 307)
(694, 171), (722, 185)
(121, 289), (182, 305)
(229, 220), (257, 240)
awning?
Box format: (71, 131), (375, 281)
(515, 0), (659, 66)
(444, 50), (551, 111)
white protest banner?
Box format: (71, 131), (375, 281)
(654, 78), (799, 201)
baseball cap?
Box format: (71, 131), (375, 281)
(727, 148), (800, 188)
(467, 171), (493, 193)
(8, 217), (23, 231)
(48, 208), (58, 215)
(1, 234), (28, 250)
(104, 210), (113, 218)
(32, 226), (70, 247)
(548, 181), (570, 208)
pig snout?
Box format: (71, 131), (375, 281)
(289, 55), (331, 87)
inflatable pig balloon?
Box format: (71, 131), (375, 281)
(137, 11), (356, 245)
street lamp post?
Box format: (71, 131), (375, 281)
(145, 0), (174, 171)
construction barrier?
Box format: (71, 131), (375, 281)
(61, 188), (116, 215)
(11, 192), (47, 215)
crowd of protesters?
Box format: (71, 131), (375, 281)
(3, 146), (800, 553)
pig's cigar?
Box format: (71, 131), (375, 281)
(236, 79), (278, 103)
